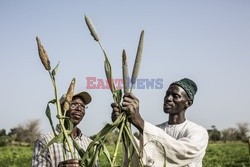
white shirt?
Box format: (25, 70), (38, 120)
(141, 120), (208, 167)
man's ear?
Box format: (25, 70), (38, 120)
(186, 99), (193, 108)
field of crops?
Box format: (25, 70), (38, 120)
(0, 146), (32, 167)
(203, 142), (249, 167)
(0, 142), (249, 167)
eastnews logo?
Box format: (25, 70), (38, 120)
(86, 77), (163, 89)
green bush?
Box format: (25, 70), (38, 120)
(0, 136), (11, 146)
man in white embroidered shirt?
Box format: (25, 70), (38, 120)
(112, 78), (209, 167)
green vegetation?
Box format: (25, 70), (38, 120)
(0, 146), (32, 167)
(0, 142), (249, 167)
(99, 145), (123, 166)
(203, 142), (250, 167)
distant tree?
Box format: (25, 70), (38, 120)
(210, 130), (221, 141)
(0, 136), (11, 146)
(208, 125), (221, 142)
(236, 122), (249, 142)
(0, 129), (11, 146)
(248, 138), (250, 155)
(105, 130), (119, 145)
(8, 128), (18, 142)
(221, 129), (230, 142)
(211, 125), (216, 130)
(8, 119), (41, 144)
(27, 119), (41, 143)
(221, 128), (237, 142)
(220, 123), (249, 142)
(0, 129), (6, 136)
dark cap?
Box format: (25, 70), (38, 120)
(59, 91), (92, 105)
(171, 78), (197, 100)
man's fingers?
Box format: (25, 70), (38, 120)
(123, 97), (132, 103)
(112, 110), (121, 122)
(113, 107), (120, 112)
(122, 101), (130, 107)
(122, 100), (138, 107)
(128, 93), (138, 100)
(112, 111), (120, 117)
(122, 104), (136, 115)
(121, 106), (129, 114)
(58, 159), (79, 167)
(111, 103), (121, 122)
(61, 165), (78, 167)
(111, 102), (119, 108)
(130, 102), (137, 110)
(123, 92), (139, 101)
(61, 159), (78, 164)
(111, 102), (120, 112)
(59, 165), (78, 167)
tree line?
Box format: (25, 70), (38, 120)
(0, 120), (249, 147)
(207, 122), (249, 143)
(0, 119), (40, 146)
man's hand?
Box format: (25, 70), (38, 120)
(58, 159), (79, 167)
(122, 93), (144, 133)
(111, 102), (121, 122)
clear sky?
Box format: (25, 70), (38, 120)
(1, 0), (249, 137)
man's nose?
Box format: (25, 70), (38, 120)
(165, 95), (172, 101)
(75, 105), (84, 111)
(75, 105), (81, 110)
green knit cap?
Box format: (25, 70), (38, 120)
(171, 78), (197, 100)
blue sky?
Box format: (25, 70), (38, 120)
(1, 0), (249, 136)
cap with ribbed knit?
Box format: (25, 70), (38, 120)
(171, 78), (197, 100)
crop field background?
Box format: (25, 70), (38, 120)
(0, 146), (32, 167)
(203, 142), (249, 167)
(0, 142), (249, 167)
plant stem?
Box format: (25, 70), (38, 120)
(97, 41), (116, 96)
(125, 122), (131, 167)
(129, 85), (133, 93)
(112, 116), (125, 166)
(49, 71), (75, 159)
(63, 142), (66, 160)
(124, 125), (144, 166)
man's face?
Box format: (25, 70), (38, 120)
(66, 97), (86, 125)
(163, 84), (190, 115)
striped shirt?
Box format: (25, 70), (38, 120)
(32, 125), (93, 167)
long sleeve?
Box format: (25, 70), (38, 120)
(32, 138), (52, 167)
(142, 121), (208, 167)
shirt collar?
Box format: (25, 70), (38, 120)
(166, 119), (188, 127)
(55, 124), (83, 138)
